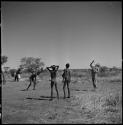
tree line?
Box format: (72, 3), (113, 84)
(1, 55), (121, 84)
(1, 56), (45, 83)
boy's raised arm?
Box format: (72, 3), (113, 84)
(47, 67), (52, 71)
(90, 60), (94, 68)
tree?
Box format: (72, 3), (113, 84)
(98, 66), (109, 77)
(100, 66), (108, 73)
(20, 57), (45, 73)
(9, 69), (17, 77)
(4, 67), (10, 73)
(1, 55), (8, 84)
(1, 56), (8, 65)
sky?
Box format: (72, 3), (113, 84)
(1, 2), (122, 69)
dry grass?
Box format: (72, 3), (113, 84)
(2, 68), (122, 124)
(73, 91), (122, 124)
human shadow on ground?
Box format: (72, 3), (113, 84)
(20, 89), (36, 91)
(26, 97), (50, 101)
(80, 89), (97, 92)
(73, 89), (88, 91)
(40, 96), (64, 99)
(40, 95), (55, 98)
(20, 89), (27, 91)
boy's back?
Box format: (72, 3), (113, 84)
(50, 70), (57, 79)
(47, 65), (59, 82)
(91, 66), (99, 77)
(63, 68), (71, 81)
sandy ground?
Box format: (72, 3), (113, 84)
(2, 72), (122, 124)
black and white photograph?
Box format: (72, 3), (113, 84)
(1, 1), (122, 124)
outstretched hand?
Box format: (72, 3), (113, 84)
(90, 60), (94, 68)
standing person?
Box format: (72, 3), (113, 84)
(47, 65), (59, 100)
(15, 68), (21, 82)
(26, 69), (37, 90)
(62, 63), (71, 99)
(90, 60), (100, 89)
(26, 68), (42, 90)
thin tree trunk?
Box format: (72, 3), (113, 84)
(2, 71), (6, 84)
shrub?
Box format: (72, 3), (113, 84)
(98, 66), (109, 77)
(9, 69), (16, 77)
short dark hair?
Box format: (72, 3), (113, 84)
(66, 63), (70, 68)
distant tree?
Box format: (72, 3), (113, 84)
(112, 66), (119, 70)
(100, 66), (108, 73)
(1, 56), (8, 65)
(4, 67), (10, 73)
(20, 57), (45, 73)
(98, 66), (109, 77)
(9, 69), (17, 77)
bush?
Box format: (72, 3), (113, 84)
(98, 66), (121, 77)
(9, 69), (16, 77)
(98, 66), (108, 77)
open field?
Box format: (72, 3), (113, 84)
(2, 69), (122, 124)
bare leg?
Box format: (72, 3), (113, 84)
(94, 79), (97, 88)
(26, 78), (32, 90)
(33, 80), (36, 90)
(63, 82), (66, 99)
(17, 75), (19, 82)
(55, 83), (59, 99)
(15, 76), (16, 81)
(15, 75), (17, 81)
(50, 82), (54, 100)
(67, 81), (70, 98)
(92, 78), (96, 88)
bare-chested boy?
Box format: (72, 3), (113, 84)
(15, 68), (21, 82)
(90, 60), (100, 89)
(26, 70), (37, 90)
(62, 63), (71, 98)
(26, 69), (42, 90)
(47, 65), (59, 100)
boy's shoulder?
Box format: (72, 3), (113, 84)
(64, 68), (71, 72)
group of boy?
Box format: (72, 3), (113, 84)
(47, 63), (71, 100)
(25, 60), (100, 101)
